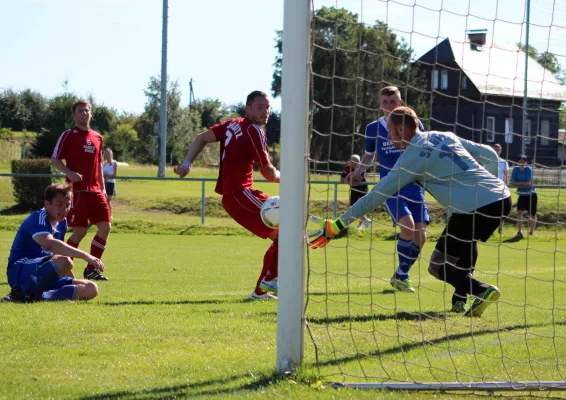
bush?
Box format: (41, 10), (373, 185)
(11, 158), (53, 210)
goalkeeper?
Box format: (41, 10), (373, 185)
(309, 107), (511, 317)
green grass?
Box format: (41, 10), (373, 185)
(1, 233), (566, 399)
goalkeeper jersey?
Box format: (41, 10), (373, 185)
(344, 131), (510, 220)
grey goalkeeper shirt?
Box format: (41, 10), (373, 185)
(341, 131), (511, 222)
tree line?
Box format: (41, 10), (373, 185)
(0, 79), (281, 166)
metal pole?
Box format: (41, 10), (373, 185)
(276, 0), (310, 374)
(158, 0), (168, 178)
(201, 180), (206, 224)
(333, 183), (338, 218)
(522, 0), (530, 156)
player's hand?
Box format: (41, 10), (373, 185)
(344, 171), (362, 186)
(85, 256), (104, 271)
(173, 160), (192, 179)
(67, 171), (83, 183)
(308, 218), (347, 249)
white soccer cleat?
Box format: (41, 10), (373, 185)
(259, 277), (278, 295)
(249, 291), (278, 301)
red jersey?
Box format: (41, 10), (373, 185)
(212, 118), (271, 195)
(52, 126), (104, 192)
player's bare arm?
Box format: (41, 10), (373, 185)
(33, 233), (104, 271)
(345, 152), (374, 185)
(98, 161), (106, 195)
(174, 130), (218, 178)
(260, 164), (280, 183)
(51, 158), (83, 183)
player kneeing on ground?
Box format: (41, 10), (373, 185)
(309, 106), (511, 317)
(174, 91), (280, 300)
(3, 183), (101, 303)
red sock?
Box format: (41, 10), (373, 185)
(255, 238), (279, 295)
(67, 239), (79, 260)
(88, 235), (107, 270)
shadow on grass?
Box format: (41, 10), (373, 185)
(100, 298), (250, 306)
(308, 311), (447, 325)
(78, 371), (283, 400)
(315, 320), (566, 368)
(0, 205), (28, 215)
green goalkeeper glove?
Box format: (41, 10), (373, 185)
(308, 218), (347, 249)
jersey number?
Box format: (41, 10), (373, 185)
(439, 144), (470, 171)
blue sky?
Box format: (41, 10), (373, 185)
(0, 0), (562, 114)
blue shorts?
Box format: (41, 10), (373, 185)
(7, 257), (73, 300)
(385, 196), (429, 226)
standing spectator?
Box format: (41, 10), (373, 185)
(51, 99), (111, 281)
(493, 144), (509, 234)
(340, 154), (371, 230)
(103, 148), (118, 218)
(511, 155), (537, 239)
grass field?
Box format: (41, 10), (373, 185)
(1, 164), (566, 398)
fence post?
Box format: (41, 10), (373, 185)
(201, 180), (206, 224)
(333, 183), (338, 219)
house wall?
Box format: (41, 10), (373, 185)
(422, 65), (561, 166)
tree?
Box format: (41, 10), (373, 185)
(271, 7), (428, 168)
(32, 93), (77, 157)
(0, 89), (27, 131)
(104, 123), (138, 161)
(19, 89), (47, 132)
(191, 98), (233, 129)
(91, 103), (117, 134)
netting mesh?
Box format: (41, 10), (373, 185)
(305, 0), (566, 387)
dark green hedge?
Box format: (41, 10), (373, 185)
(11, 159), (53, 210)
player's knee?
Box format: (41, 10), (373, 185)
(53, 256), (74, 274)
(79, 281), (98, 300)
(428, 249), (445, 280)
(97, 221), (111, 237)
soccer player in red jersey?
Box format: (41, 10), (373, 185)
(51, 99), (111, 281)
(174, 91), (280, 300)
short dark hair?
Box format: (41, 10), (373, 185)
(381, 86), (402, 99)
(246, 91), (268, 106)
(72, 99), (92, 114)
(45, 183), (73, 203)
(388, 106), (418, 131)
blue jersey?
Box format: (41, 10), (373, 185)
(7, 209), (67, 266)
(511, 166), (536, 195)
(365, 117), (425, 200)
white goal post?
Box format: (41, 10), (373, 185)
(276, 0), (311, 373)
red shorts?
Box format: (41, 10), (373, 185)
(68, 191), (111, 228)
(222, 188), (276, 239)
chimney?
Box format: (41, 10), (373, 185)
(467, 29), (487, 50)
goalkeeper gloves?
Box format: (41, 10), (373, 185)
(308, 218), (347, 249)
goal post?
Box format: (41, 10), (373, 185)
(276, 0), (311, 373)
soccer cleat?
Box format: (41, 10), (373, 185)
(3, 288), (34, 303)
(1, 292), (13, 303)
(259, 277), (278, 295)
(390, 276), (415, 293)
(249, 291), (277, 301)
(451, 301), (467, 313)
(84, 268), (109, 281)
(515, 232), (524, 240)
(464, 286), (500, 318)
(308, 218), (347, 249)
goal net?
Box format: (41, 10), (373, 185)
(301, 0), (566, 391)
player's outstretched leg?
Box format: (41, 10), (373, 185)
(84, 221), (111, 281)
(451, 292), (467, 313)
(250, 238), (278, 301)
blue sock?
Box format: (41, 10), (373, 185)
(41, 285), (77, 301)
(395, 237), (413, 280)
(395, 241), (422, 280)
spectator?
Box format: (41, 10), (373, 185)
(511, 155), (537, 239)
(340, 154), (371, 230)
(103, 148), (118, 218)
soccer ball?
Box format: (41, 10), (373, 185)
(261, 196), (280, 229)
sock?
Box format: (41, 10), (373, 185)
(87, 235), (107, 270)
(395, 238), (420, 280)
(67, 239), (79, 260)
(42, 285), (77, 301)
(255, 238), (279, 295)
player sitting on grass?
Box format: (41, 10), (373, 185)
(3, 183), (102, 303)
(309, 107), (511, 317)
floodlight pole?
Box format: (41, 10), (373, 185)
(276, 0), (310, 374)
(158, 0), (168, 178)
(522, 0), (530, 156)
